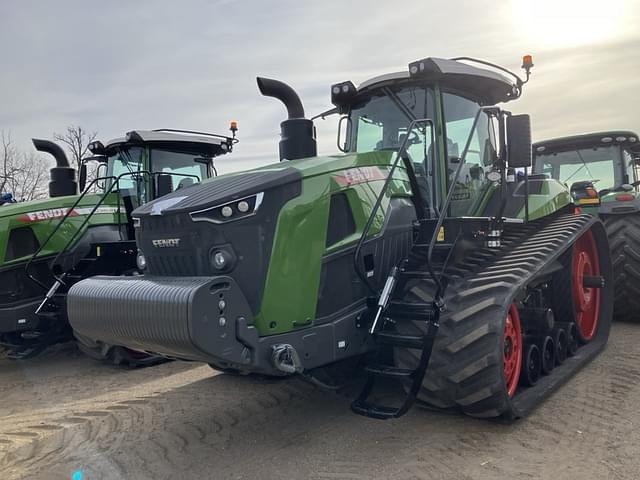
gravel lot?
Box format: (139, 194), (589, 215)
(1, 323), (639, 480)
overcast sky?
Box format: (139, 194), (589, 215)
(1, 0), (638, 173)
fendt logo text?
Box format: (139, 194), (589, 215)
(151, 238), (181, 248)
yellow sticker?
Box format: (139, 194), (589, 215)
(96, 246), (101, 257)
(577, 198), (600, 205)
(437, 227), (445, 242)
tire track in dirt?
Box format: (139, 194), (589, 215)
(5, 324), (640, 480)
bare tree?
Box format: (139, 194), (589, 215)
(0, 130), (49, 201)
(1, 131), (19, 194)
(5, 151), (49, 201)
(53, 125), (98, 172)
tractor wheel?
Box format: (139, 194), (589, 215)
(394, 278), (524, 416)
(552, 229), (601, 343)
(75, 332), (167, 368)
(603, 214), (640, 322)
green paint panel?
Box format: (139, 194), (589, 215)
(516, 179), (572, 220)
(254, 151), (412, 336)
(0, 193), (125, 265)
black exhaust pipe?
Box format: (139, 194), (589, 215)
(257, 77), (317, 161)
(32, 138), (77, 198)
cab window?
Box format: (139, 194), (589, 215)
(443, 93), (497, 216)
(151, 149), (208, 191)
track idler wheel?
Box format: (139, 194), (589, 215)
(572, 231), (601, 343)
(559, 322), (579, 356)
(540, 336), (555, 375)
(553, 328), (568, 365)
(503, 305), (523, 397)
(520, 343), (542, 387)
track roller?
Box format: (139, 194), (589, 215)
(520, 343), (541, 387)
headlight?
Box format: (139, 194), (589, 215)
(136, 251), (147, 271)
(189, 192), (264, 224)
(210, 248), (236, 272)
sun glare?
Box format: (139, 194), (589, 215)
(511, 0), (629, 49)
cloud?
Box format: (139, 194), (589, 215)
(0, 0), (638, 171)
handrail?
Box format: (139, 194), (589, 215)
(353, 118), (433, 294)
(25, 171), (149, 289)
(25, 174), (117, 290)
(49, 170), (152, 285)
(425, 107), (488, 304)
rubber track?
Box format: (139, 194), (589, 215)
(395, 212), (607, 418)
(603, 213), (640, 323)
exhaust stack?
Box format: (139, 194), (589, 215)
(257, 77), (317, 161)
(32, 139), (77, 198)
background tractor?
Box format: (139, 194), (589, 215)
(68, 56), (613, 419)
(0, 128), (235, 364)
(533, 132), (640, 322)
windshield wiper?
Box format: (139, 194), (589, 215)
(563, 150), (597, 185)
(381, 87), (418, 126)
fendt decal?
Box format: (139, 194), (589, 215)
(332, 166), (387, 187)
(16, 206), (119, 223)
(151, 238), (181, 248)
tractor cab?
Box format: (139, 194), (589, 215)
(84, 129), (235, 208)
(533, 131), (640, 211)
(327, 57), (540, 224)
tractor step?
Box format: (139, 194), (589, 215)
(375, 331), (423, 349)
(364, 364), (414, 378)
(351, 400), (401, 420)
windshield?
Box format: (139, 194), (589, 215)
(150, 148), (208, 192)
(348, 86), (435, 207)
(533, 146), (622, 191)
(106, 146), (145, 200)
(443, 93), (497, 216)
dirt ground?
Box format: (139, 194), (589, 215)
(1, 323), (639, 480)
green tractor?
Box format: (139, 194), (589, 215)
(533, 132), (640, 322)
(0, 129), (235, 363)
(68, 56), (613, 419)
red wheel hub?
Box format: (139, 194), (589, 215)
(503, 304), (522, 398)
(572, 231), (600, 341)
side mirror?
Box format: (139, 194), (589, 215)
(507, 114), (532, 168)
(79, 164), (88, 192)
(337, 116), (351, 152)
(156, 174), (174, 198)
(96, 163), (108, 190)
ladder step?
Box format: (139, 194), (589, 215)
(387, 301), (433, 320)
(375, 331), (424, 349)
(399, 269), (432, 279)
(351, 400), (399, 420)
(365, 364), (414, 379)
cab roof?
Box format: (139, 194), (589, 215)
(104, 130), (234, 157)
(356, 58), (518, 106)
(534, 131), (640, 154)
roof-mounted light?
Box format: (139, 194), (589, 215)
(408, 58), (440, 78)
(616, 136), (627, 142)
(330, 81), (357, 114)
(535, 146), (546, 153)
(601, 137), (613, 143)
(125, 130), (144, 143)
(88, 140), (105, 154)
